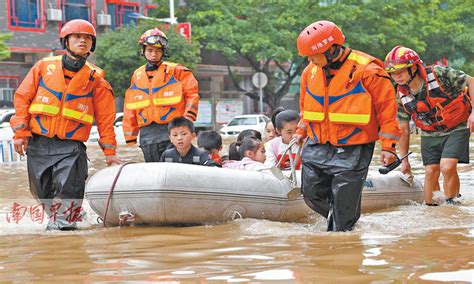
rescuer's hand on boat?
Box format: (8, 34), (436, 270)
(380, 150), (397, 166)
(400, 158), (412, 175)
(106, 155), (122, 166)
(293, 133), (306, 146)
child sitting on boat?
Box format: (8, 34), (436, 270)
(223, 137), (266, 171)
(266, 107), (285, 141)
(264, 110), (301, 170)
(160, 117), (220, 167)
(228, 129), (262, 161)
(197, 130), (228, 165)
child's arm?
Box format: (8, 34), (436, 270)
(263, 140), (278, 167)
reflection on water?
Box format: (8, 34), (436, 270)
(0, 137), (472, 282)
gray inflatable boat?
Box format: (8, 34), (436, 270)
(85, 162), (424, 227)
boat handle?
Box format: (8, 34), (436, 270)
(276, 138), (302, 187)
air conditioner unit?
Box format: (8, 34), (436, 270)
(46, 9), (62, 21)
(97, 14), (111, 26)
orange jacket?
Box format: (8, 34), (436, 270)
(10, 55), (117, 156)
(297, 49), (400, 151)
(122, 61), (199, 144)
(398, 66), (471, 132)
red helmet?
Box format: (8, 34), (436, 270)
(297, 20), (345, 56)
(138, 28), (168, 48)
(384, 46), (422, 73)
(60, 19), (97, 52)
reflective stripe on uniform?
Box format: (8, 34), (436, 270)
(303, 110), (324, 121)
(347, 52), (371, 65)
(329, 112), (370, 124)
(379, 132), (400, 140)
(62, 108), (94, 124)
(126, 100), (151, 110)
(29, 104), (60, 115)
(153, 96), (182, 105)
(124, 131), (139, 136)
(99, 143), (116, 149)
(12, 123), (26, 131)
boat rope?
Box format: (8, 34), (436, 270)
(118, 211), (136, 227)
(102, 162), (135, 227)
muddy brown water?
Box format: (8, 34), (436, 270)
(0, 136), (472, 282)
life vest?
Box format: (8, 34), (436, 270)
(27, 56), (102, 141)
(397, 66), (471, 132)
(124, 62), (185, 127)
(302, 50), (390, 146)
(210, 152), (222, 165)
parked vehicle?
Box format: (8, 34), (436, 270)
(0, 108), (15, 129)
(87, 112), (126, 145)
(219, 114), (269, 138)
(0, 109), (15, 141)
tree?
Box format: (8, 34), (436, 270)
(0, 33), (12, 61)
(186, 0), (313, 111)
(150, 0), (473, 111)
(94, 21), (201, 97)
(183, 0), (473, 111)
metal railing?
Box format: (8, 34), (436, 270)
(0, 140), (24, 163)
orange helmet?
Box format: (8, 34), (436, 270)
(138, 28), (168, 48)
(297, 20), (345, 56)
(60, 19), (97, 52)
(384, 46), (421, 73)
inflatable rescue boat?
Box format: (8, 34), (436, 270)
(85, 162), (424, 227)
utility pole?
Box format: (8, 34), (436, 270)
(169, 0), (177, 24)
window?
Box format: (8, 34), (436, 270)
(0, 77), (19, 105)
(7, 0), (44, 31)
(228, 117), (257, 126)
(107, 2), (139, 29)
(62, 0), (92, 22)
(144, 4), (158, 16)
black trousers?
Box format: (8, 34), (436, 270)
(27, 135), (88, 229)
(140, 140), (172, 162)
(301, 140), (375, 232)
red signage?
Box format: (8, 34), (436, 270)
(177, 23), (191, 43)
(161, 22), (192, 43)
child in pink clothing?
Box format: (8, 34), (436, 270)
(223, 137), (266, 171)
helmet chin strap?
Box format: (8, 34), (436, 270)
(402, 66), (419, 88)
(323, 45), (343, 68)
(63, 44), (89, 72)
(322, 45), (345, 82)
(64, 40), (89, 71)
(144, 52), (164, 71)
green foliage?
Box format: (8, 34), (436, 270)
(184, 0), (473, 110)
(187, 0), (313, 109)
(94, 21), (200, 97)
(0, 33), (12, 61)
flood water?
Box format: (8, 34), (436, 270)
(0, 135), (473, 283)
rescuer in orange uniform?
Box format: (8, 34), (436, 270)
(384, 46), (473, 205)
(10, 19), (121, 230)
(295, 21), (401, 231)
(123, 28), (199, 162)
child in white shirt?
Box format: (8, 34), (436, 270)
(264, 110), (301, 170)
